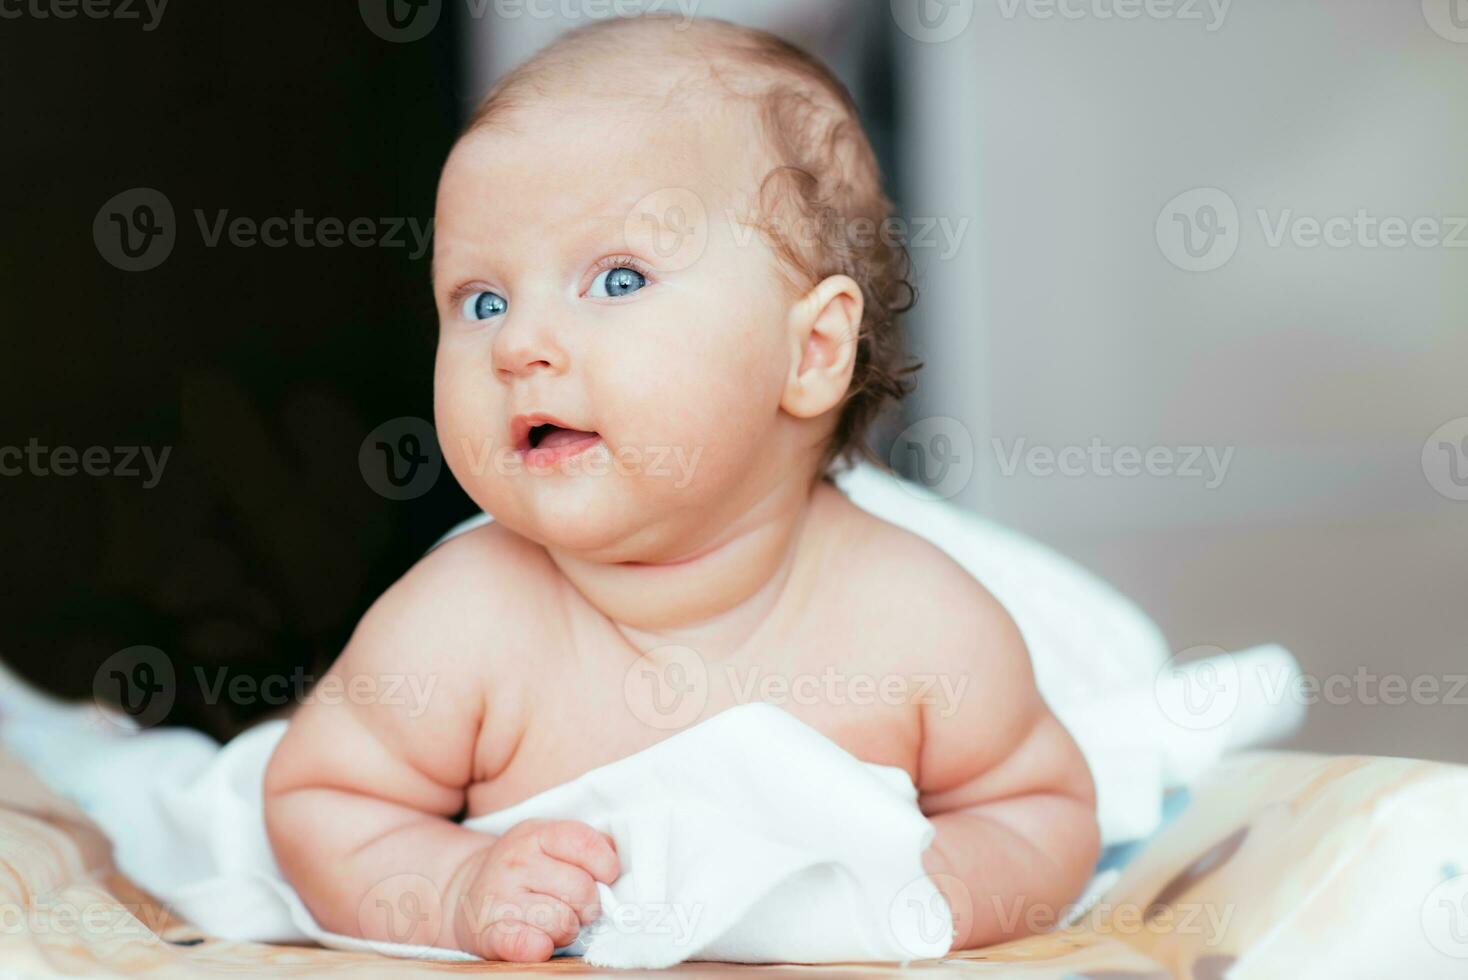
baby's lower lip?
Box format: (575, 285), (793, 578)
(520, 430), (602, 469)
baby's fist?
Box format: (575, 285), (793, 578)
(452, 818), (620, 962)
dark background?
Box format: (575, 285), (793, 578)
(2, 5), (478, 739)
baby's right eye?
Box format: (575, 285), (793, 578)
(461, 290), (508, 321)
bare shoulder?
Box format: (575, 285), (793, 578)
(819, 482), (1030, 684)
(280, 521), (566, 790)
(815, 484), (1086, 802)
(377, 520), (564, 634)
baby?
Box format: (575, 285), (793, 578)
(263, 15), (1098, 963)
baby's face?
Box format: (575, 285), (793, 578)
(432, 100), (802, 559)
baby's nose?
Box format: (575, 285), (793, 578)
(491, 315), (569, 380)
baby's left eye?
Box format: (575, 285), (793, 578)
(588, 266), (648, 299)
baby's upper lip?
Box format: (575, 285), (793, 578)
(510, 412), (596, 451)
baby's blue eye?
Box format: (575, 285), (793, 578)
(589, 266), (647, 299)
(462, 291), (507, 320)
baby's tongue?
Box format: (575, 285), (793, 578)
(539, 427), (597, 449)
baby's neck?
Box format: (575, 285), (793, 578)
(545, 476), (834, 659)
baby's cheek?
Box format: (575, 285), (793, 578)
(614, 348), (780, 492)
(434, 353), (503, 492)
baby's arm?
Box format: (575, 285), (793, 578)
(914, 575), (1100, 950)
(262, 534), (617, 960)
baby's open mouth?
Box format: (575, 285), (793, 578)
(512, 414), (603, 467)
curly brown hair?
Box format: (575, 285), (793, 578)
(463, 15), (920, 472)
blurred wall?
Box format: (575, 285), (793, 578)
(892, 0), (1468, 763)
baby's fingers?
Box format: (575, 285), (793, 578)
(484, 917), (556, 963)
(536, 820), (620, 884)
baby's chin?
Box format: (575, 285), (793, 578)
(476, 476), (669, 557)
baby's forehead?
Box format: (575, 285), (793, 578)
(440, 96), (764, 222)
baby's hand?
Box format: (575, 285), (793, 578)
(451, 819), (620, 962)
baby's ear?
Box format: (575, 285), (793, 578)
(780, 275), (863, 419)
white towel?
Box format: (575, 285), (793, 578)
(0, 698), (951, 968)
